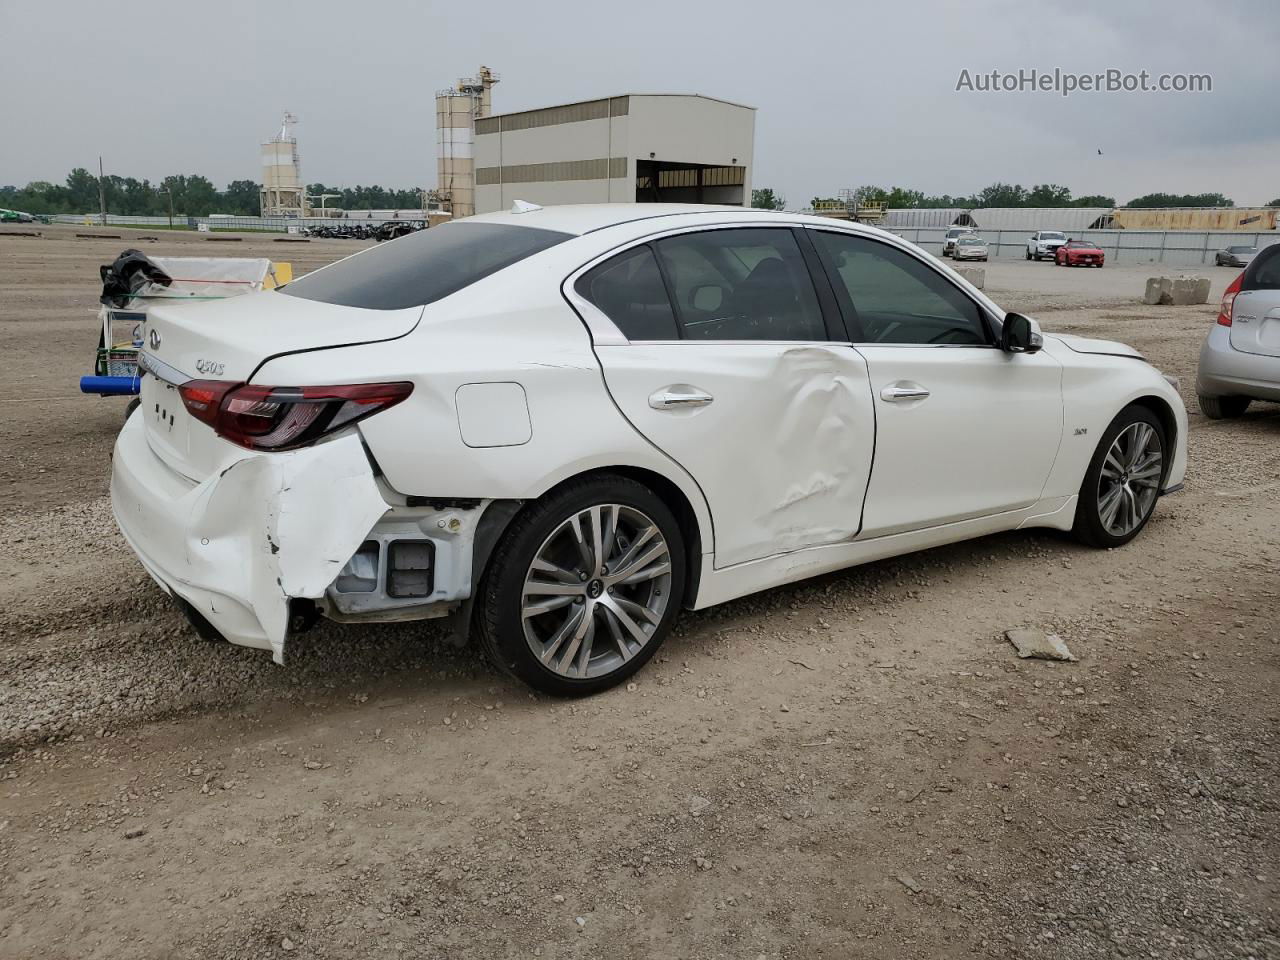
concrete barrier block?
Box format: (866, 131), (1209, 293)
(956, 267), (985, 289)
(1143, 275), (1211, 306)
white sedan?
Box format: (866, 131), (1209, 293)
(112, 204), (1187, 695)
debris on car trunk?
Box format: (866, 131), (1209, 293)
(1005, 628), (1078, 662)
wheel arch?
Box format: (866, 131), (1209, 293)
(1128, 394), (1178, 486)
(453, 464), (710, 646)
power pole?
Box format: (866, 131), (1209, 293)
(98, 156), (108, 226)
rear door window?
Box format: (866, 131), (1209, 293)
(280, 222), (572, 310)
(652, 228), (827, 341)
(1242, 245), (1280, 291)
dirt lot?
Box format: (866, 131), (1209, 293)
(1, 225), (1276, 959)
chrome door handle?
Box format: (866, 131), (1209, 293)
(649, 386), (714, 410)
(880, 385), (930, 402)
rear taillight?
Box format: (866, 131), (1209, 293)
(1217, 274), (1243, 326)
(1217, 291), (1237, 326)
(179, 380), (412, 451)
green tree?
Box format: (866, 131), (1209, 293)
(1125, 192), (1233, 208)
(1073, 194), (1116, 207)
(65, 167), (99, 213)
(751, 188), (785, 210)
(222, 180), (260, 216)
(1026, 183), (1072, 206)
(1266, 198), (1280, 207)
(975, 182), (1028, 207)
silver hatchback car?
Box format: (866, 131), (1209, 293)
(1197, 243), (1280, 418)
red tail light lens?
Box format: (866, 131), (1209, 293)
(1217, 291), (1237, 327)
(1218, 274), (1243, 327)
(179, 380), (413, 451)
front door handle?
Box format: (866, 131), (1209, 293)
(880, 384), (930, 403)
(649, 385), (714, 410)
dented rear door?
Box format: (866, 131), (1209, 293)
(597, 342), (875, 568)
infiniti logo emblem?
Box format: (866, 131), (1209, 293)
(148, 328), (161, 349)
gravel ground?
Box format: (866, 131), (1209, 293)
(0, 225), (1276, 959)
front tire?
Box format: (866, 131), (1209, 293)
(1073, 405), (1166, 549)
(1198, 394), (1250, 419)
(477, 476), (686, 696)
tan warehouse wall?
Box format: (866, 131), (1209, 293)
(1113, 208), (1278, 231)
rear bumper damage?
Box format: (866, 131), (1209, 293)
(111, 414), (478, 662)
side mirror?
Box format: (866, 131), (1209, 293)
(1000, 312), (1043, 354)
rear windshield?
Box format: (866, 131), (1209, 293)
(1241, 245), (1280, 291)
(280, 222), (572, 310)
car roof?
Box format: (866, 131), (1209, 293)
(459, 203), (893, 238)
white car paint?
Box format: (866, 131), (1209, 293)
(110, 204), (1188, 677)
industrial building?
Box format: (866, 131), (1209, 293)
(1112, 207), (1278, 231)
(469, 93), (754, 215)
(259, 113), (307, 218)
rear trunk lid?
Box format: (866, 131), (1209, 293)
(1228, 288), (1280, 359)
(139, 291), (421, 482)
(143, 290), (422, 382)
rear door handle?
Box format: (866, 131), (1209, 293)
(880, 384), (930, 402)
(649, 386), (714, 410)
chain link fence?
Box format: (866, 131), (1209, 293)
(884, 227), (1279, 266)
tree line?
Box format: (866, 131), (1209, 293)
(0, 168), (427, 217)
(753, 183), (1269, 211)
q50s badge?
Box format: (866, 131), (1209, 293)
(195, 359), (226, 376)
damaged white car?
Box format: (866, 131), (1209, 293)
(112, 204), (1187, 695)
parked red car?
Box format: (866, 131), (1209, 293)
(1055, 239), (1105, 267)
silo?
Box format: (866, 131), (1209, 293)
(435, 67), (498, 219)
(260, 113), (307, 218)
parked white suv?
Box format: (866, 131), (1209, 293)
(942, 227), (971, 258)
(112, 204), (1187, 695)
(1027, 231), (1067, 261)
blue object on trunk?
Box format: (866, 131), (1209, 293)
(80, 375), (141, 396)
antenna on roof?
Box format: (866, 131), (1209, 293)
(510, 199), (542, 214)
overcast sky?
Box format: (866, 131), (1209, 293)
(1, 0), (1275, 206)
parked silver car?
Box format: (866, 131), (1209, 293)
(1214, 245), (1257, 268)
(1197, 243), (1280, 418)
(952, 235), (989, 262)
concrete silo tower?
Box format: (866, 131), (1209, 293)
(435, 66), (498, 218)
(260, 113), (308, 218)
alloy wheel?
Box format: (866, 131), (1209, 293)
(520, 504), (673, 679)
(1097, 422), (1163, 537)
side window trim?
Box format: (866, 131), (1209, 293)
(791, 226), (854, 343)
(805, 227), (998, 348)
(647, 240), (686, 340)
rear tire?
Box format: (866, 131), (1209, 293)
(477, 475), (686, 696)
(1025, 250), (1032, 261)
(1073, 405), (1166, 549)
(1198, 394), (1251, 419)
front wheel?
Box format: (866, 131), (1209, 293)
(1073, 405), (1166, 548)
(477, 476), (686, 696)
